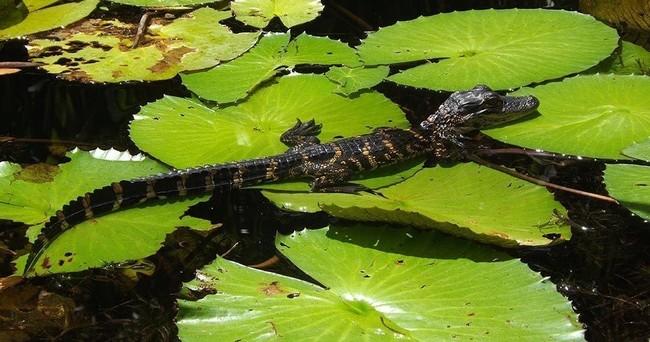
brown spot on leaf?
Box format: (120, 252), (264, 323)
(260, 281), (286, 296)
(15, 163), (59, 183)
(41, 257), (51, 269)
(148, 46), (194, 73)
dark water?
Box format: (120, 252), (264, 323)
(1, 0), (648, 340)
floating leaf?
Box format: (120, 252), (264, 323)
(24, 0), (59, 11)
(27, 196), (211, 276)
(0, 149), (213, 276)
(231, 0), (323, 28)
(487, 74), (650, 159)
(178, 224), (583, 341)
(604, 164), (650, 220)
(0, 0), (99, 40)
(182, 32), (359, 103)
(0, 149), (167, 228)
(27, 8), (259, 82)
(358, 9), (618, 91)
(623, 138), (650, 161)
(597, 41), (650, 75)
(107, 0), (222, 8)
(131, 74), (408, 168)
(263, 163), (569, 247)
(258, 158), (424, 200)
(325, 65), (389, 95)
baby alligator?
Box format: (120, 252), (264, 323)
(25, 85), (539, 273)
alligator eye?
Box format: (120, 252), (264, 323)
(483, 96), (503, 107)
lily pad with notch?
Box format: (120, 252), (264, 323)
(0, 149), (213, 276)
(486, 74), (650, 159)
(131, 73), (409, 168)
(357, 9), (619, 91)
(177, 224), (583, 341)
(262, 162), (570, 247)
(27, 8), (259, 82)
(231, 0), (324, 28)
(181, 32), (360, 103)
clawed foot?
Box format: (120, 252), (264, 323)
(289, 119), (322, 137)
(281, 119), (323, 147)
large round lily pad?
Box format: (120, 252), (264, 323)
(262, 162), (570, 247)
(177, 224), (583, 341)
(131, 74), (409, 168)
(357, 9), (618, 91)
(487, 74), (650, 159)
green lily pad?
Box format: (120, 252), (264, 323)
(24, 0), (59, 11)
(623, 138), (650, 161)
(182, 32), (359, 103)
(108, 0), (222, 8)
(231, 0), (324, 28)
(0, 0), (99, 40)
(177, 224), (583, 341)
(258, 158), (424, 196)
(325, 65), (389, 95)
(131, 74), (409, 168)
(27, 196), (211, 276)
(0, 148), (168, 228)
(262, 163), (569, 247)
(597, 41), (650, 75)
(27, 8), (259, 82)
(0, 149), (214, 276)
(357, 9), (618, 91)
(604, 164), (650, 220)
(487, 74), (650, 159)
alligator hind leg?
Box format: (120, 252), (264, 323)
(281, 119), (322, 147)
(310, 171), (375, 194)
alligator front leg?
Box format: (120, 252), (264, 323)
(281, 119), (322, 148)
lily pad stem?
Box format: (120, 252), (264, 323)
(467, 154), (619, 204)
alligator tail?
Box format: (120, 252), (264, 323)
(24, 155), (302, 274)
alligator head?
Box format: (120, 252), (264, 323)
(420, 85), (539, 136)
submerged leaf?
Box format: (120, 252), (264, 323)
(358, 9), (618, 91)
(595, 41), (650, 75)
(182, 32), (359, 103)
(604, 164), (650, 220)
(27, 8), (259, 82)
(263, 163), (569, 247)
(131, 74), (408, 168)
(487, 74), (650, 159)
(231, 0), (324, 28)
(0, 0), (99, 40)
(178, 224), (583, 341)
